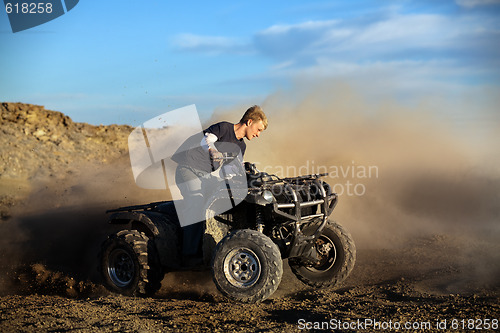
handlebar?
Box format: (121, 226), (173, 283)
(210, 152), (241, 174)
(220, 152), (236, 160)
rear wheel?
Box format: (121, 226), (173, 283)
(289, 221), (356, 288)
(212, 229), (283, 303)
(100, 230), (163, 296)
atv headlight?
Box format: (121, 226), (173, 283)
(262, 190), (274, 203)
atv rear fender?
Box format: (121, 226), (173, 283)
(108, 211), (160, 238)
(106, 201), (180, 239)
(107, 203), (182, 268)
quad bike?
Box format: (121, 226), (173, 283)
(100, 157), (356, 303)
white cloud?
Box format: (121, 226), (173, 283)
(255, 13), (492, 62)
(456, 0), (500, 8)
(296, 58), (468, 87)
(172, 33), (251, 55)
(270, 60), (295, 71)
(258, 20), (339, 35)
(353, 14), (450, 45)
(172, 9), (500, 95)
(173, 12), (497, 63)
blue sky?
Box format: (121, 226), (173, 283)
(1, 0), (499, 126)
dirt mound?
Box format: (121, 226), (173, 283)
(11, 263), (105, 298)
(0, 102), (168, 298)
(0, 102), (133, 219)
(0, 102), (131, 179)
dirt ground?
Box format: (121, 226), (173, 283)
(0, 229), (498, 332)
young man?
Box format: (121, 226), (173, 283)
(173, 105), (268, 263)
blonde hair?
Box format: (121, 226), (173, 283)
(239, 105), (268, 129)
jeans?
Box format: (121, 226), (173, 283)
(175, 165), (208, 256)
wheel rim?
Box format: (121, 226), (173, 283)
(223, 248), (261, 288)
(107, 248), (135, 287)
(308, 234), (337, 272)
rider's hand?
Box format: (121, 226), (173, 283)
(210, 149), (224, 162)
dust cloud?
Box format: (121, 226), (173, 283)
(211, 82), (500, 291)
(0, 157), (170, 297)
(212, 82), (499, 246)
(1, 82), (498, 297)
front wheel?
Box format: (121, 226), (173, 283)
(289, 221), (356, 288)
(212, 229), (283, 303)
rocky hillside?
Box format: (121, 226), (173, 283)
(0, 102), (132, 180)
(0, 102), (133, 218)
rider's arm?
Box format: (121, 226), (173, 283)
(200, 133), (223, 160)
(200, 133), (217, 151)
